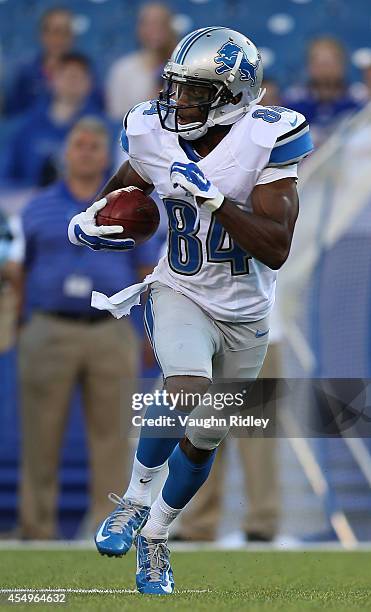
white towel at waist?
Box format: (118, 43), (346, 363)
(91, 271), (156, 319)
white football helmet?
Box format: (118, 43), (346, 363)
(157, 26), (264, 140)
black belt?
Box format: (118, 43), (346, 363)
(38, 310), (111, 323)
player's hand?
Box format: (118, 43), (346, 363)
(67, 198), (135, 251)
(170, 161), (224, 212)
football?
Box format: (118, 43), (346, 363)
(96, 187), (160, 245)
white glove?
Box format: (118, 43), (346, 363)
(170, 161), (225, 213)
(68, 198), (135, 251)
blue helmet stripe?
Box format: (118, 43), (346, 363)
(175, 28), (211, 63)
(174, 30), (201, 63)
(175, 27), (222, 64)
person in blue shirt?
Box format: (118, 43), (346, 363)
(284, 37), (359, 147)
(4, 7), (103, 116)
(1, 53), (106, 188)
(18, 117), (160, 539)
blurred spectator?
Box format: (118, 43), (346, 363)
(18, 118), (160, 539)
(106, 2), (177, 120)
(0, 211), (13, 270)
(1, 53), (105, 188)
(285, 37), (359, 146)
(5, 7), (103, 116)
(350, 63), (371, 106)
(360, 65), (371, 103)
(0, 212), (23, 354)
(0, 213), (23, 433)
(262, 78), (282, 107)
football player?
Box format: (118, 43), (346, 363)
(68, 27), (313, 594)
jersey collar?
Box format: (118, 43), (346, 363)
(178, 137), (203, 162)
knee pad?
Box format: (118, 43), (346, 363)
(185, 418), (230, 451)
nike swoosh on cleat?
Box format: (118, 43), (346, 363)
(289, 116), (298, 127)
(140, 478), (152, 484)
(96, 522), (110, 543)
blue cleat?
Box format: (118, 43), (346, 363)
(95, 493), (150, 557)
(135, 534), (174, 595)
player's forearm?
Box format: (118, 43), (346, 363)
(214, 199), (292, 270)
(97, 173), (124, 199)
(97, 161), (153, 200)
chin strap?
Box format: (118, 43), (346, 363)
(180, 123), (209, 141)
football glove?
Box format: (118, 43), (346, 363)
(68, 197), (135, 252)
(170, 161), (224, 213)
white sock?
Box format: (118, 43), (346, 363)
(124, 455), (167, 506)
(141, 492), (181, 540)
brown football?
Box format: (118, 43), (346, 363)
(96, 187), (160, 245)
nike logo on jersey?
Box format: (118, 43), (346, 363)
(95, 522), (110, 542)
(255, 329), (269, 338)
(289, 115), (298, 127)
(140, 478), (152, 484)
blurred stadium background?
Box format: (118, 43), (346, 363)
(0, 0), (371, 547)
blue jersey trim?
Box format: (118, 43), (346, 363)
(269, 131), (313, 165)
(120, 128), (129, 153)
(144, 294), (162, 370)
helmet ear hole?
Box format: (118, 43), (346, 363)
(231, 92), (243, 105)
(218, 86), (235, 105)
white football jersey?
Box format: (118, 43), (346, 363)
(121, 100), (313, 322)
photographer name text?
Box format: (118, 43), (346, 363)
(132, 415), (270, 429)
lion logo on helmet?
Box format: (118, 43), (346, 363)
(214, 42), (259, 84)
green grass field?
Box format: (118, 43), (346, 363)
(0, 549), (371, 611)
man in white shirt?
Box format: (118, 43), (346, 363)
(106, 3), (177, 120)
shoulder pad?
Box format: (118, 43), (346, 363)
(124, 100), (161, 136)
(249, 105), (314, 166)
